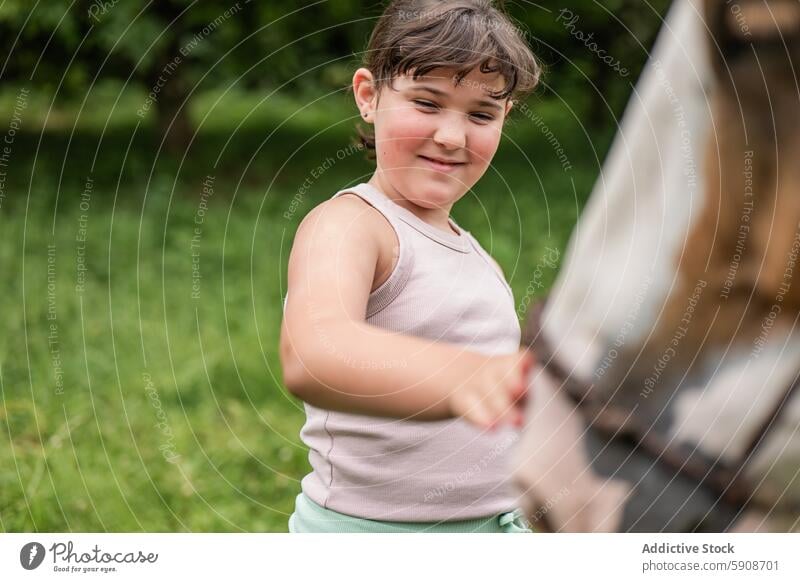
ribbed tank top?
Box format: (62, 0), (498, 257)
(295, 182), (523, 521)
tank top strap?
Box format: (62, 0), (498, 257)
(331, 183), (402, 226)
(335, 183), (472, 254)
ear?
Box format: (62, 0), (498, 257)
(505, 100), (514, 117)
(353, 67), (378, 123)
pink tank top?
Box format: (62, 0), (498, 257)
(296, 182), (523, 521)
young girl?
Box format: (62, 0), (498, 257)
(280, 0), (541, 533)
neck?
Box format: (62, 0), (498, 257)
(368, 172), (457, 235)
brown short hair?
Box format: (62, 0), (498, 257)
(356, 0), (542, 153)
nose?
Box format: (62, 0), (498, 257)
(432, 115), (466, 151)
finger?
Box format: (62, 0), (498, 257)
(510, 372), (530, 405)
(516, 351), (535, 403)
(469, 401), (498, 432)
(512, 390), (528, 412)
(520, 349), (535, 377)
(498, 399), (525, 428)
(499, 382), (528, 428)
(512, 371), (529, 398)
(492, 391), (521, 429)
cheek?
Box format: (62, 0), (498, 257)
(374, 109), (429, 164)
(468, 127), (502, 168)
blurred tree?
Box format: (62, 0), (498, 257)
(0, 0), (672, 149)
(506, 0), (673, 126)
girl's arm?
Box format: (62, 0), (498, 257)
(279, 195), (531, 428)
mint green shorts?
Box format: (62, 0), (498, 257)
(288, 492), (532, 533)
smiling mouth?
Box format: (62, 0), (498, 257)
(418, 155), (466, 172)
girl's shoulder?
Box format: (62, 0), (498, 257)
(311, 193), (399, 249)
(300, 194), (400, 293)
(298, 194), (387, 238)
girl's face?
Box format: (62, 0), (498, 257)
(354, 66), (512, 214)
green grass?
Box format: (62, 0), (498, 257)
(0, 86), (608, 531)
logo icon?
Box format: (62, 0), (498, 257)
(20, 542), (46, 570)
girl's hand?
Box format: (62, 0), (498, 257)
(447, 349), (534, 430)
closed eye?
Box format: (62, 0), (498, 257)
(412, 99), (439, 111)
(470, 112), (495, 123)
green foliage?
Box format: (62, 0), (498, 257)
(1, 1), (672, 128)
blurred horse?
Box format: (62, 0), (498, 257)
(513, 0), (800, 532)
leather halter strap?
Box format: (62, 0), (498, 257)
(521, 300), (772, 511)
